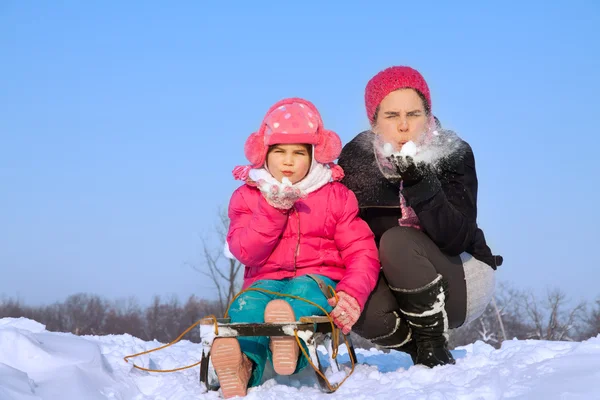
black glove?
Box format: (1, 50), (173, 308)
(387, 155), (431, 187)
(387, 155), (441, 206)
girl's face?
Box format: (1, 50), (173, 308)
(372, 88), (429, 151)
(266, 144), (311, 184)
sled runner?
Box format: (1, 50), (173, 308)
(198, 315), (357, 393)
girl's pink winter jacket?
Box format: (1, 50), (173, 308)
(227, 182), (380, 310)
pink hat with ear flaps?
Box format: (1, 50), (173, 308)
(232, 97), (344, 181)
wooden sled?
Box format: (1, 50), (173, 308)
(198, 316), (357, 393)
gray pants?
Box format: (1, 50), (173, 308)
(353, 227), (495, 342)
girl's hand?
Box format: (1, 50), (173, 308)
(327, 291), (361, 335)
(257, 180), (305, 210)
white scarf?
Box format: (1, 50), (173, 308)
(248, 161), (333, 195)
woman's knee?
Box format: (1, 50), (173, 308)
(380, 227), (437, 286)
(380, 227), (426, 267)
(380, 226), (424, 252)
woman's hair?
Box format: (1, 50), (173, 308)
(371, 88), (431, 125)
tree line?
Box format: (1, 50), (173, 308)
(1, 282), (598, 349)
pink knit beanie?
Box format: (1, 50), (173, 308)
(365, 66), (432, 123)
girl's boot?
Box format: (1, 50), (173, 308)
(211, 337), (253, 398)
(264, 299), (300, 375)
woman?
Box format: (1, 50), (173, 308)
(338, 66), (503, 368)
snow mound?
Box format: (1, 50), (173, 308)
(0, 318), (599, 399)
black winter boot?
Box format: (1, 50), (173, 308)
(390, 274), (455, 368)
(383, 336), (418, 364)
(368, 311), (417, 363)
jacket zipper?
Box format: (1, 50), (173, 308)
(293, 206), (300, 275)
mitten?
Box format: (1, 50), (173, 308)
(257, 179), (305, 210)
(388, 155), (441, 206)
(327, 291), (361, 335)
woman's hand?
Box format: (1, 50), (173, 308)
(327, 291), (361, 335)
(387, 155), (432, 187)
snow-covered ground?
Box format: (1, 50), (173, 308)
(1, 317), (599, 399)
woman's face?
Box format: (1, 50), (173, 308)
(372, 88), (429, 151)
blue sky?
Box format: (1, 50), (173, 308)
(1, 1), (599, 306)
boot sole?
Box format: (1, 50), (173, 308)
(211, 338), (248, 398)
(264, 299), (299, 375)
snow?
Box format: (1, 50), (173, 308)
(281, 177), (292, 186)
(379, 141), (418, 158)
(399, 141), (417, 157)
(372, 130), (466, 177)
(382, 142), (395, 157)
(223, 241), (236, 260)
(1, 317), (600, 399)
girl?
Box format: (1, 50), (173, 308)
(338, 66), (503, 368)
(214, 97), (380, 398)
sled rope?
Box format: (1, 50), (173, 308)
(123, 286), (356, 392)
(123, 315), (219, 373)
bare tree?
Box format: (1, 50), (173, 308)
(491, 296), (507, 342)
(449, 301), (504, 349)
(516, 288), (586, 341)
(578, 298), (600, 340)
(450, 283), (507, 348)
(41, 303), (68, 332)
(145, 295), (167, 341)
(103, 297), (146, 339)
(449, 282), (536, 348)
(476, 316), (498, 345)
(193, 208), (244, 316)
(179, 295), (222, 342)
(0, 298), (26, 318)
(62, 293), (107, 335)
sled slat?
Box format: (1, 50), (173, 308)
(299, 316), (331, 324)
(200, 322), (333, 337)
